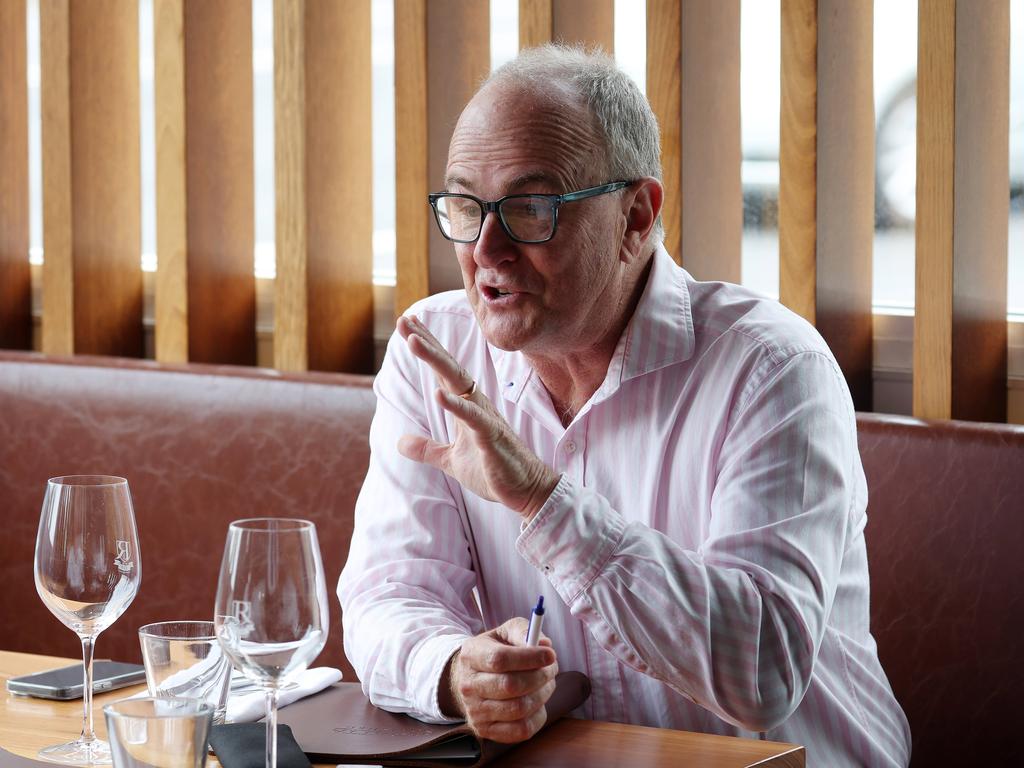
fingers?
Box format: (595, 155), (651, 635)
(398, 316), (474, 396)
(475, 703), (550, 744)
(396, 434), (449, 467)
(461, 618), (556, 672)
(434, 389), (500, 438)
(470, 678), (557, 721)
(453, 619), (559, 744)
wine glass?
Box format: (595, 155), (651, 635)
(34, 475), (142, 765)
(214, 519), (328, 768)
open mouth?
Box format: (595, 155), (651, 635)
(481, 285), (519, 301)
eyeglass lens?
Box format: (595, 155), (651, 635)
(435, 195), (556, 242)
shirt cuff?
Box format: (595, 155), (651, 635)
(516, 474), (627, 604)
(410, 632), (470, 724)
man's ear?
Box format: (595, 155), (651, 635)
(620, 177), (664, 262)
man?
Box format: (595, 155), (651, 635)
(339, 45), (911, 766)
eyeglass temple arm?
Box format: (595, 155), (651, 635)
(558, 180), (632, 203)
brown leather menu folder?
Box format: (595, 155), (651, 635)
(276, 671), (591, 767)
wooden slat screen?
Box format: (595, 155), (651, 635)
(0, 0), (32, 350)
(914, 0), (1009, 421)
(520, 0), (553, 49)
(40, 0), (143, 358)
(70, 0), (143, 357)
(153, 0), (189, 363)
(39, 0), (74, 356)
(779, 0), (817, 324)
(394, 0), (430, 317)
(679, 0), (741, 282)
(274, 0), (309, 372)
(646, 0), (682, 264)
(184, 0), (256, 365)
(0, 1), (1015, 424)
(648, 0), (741, 280)
(780, 0), (874, 409)
(520, 0), (614, 52)
(302, 0), (374, 373)
(274, 0), (374, 373)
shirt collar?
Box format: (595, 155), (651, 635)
(616, 244), (695, 384)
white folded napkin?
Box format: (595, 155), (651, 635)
(225, 667), (342, 724)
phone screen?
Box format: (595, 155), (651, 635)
(6, 661), (146, 700)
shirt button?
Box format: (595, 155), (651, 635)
(565, 441), (577, 453)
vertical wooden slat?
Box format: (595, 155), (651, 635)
(779, 0), (874, 409)
(815, 0), (874, 409)
(425, 0), (490, 293)
(915, 0), (957, 418)
(303, 0), (374, 372)
(40, 0), (74, 355)
(551, 0), (614, 51)
(394, 0), (429, 316)
(69, 0), (143, 356)
(0, 0), (32, 350)
(185, 0), (255, 365)
(680, 0), (741, 281)
(647, 0), (682, 263)
(274, 0), (308, 372)
(519, 0), (613, 52)
(154, 0), (188, 362)
(914, 0), (1009, 421)
(520, 0), (552, 49)
(779, 0), (817, 324)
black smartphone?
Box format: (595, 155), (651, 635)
(5, 661), (147, 701)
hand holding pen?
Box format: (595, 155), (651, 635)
(439, 606), (557, 743)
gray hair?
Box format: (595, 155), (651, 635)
(483, 44), (664, 245)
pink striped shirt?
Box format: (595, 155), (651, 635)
(339, 246), (911, 766)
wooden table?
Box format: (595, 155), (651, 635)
(1, 651), (804, 767)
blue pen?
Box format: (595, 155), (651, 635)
(525, 595), (545, 645)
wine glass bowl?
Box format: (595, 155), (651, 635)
(34, 475), (141, 765)
(214, 518), (328, 768)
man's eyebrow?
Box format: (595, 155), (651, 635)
(444, 174), (473, 191)
(442, 171), (561, 194)
(506, 172), (559, 191)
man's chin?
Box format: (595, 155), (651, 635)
(478, 319), (537, 353)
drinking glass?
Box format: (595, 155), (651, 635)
(139, 621), (232, 725)
(104, 697), (213, 768)
(34, 475), (142, 764)
(214, 519), (328, 768)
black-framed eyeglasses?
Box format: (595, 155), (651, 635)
(427, 181), (632, 244)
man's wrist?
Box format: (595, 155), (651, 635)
(520, 465), (561, 521)
(438, 647), (465, 719)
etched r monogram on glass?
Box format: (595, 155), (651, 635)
(114, 540), (134, 574)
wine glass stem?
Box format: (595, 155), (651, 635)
(80, 635), (96, 743)
(264, 687), (279, 768)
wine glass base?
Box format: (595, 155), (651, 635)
(37, 738), (112, 765)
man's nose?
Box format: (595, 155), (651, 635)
(473, 211), (518, 266)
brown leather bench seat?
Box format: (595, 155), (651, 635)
(1, 351), (1021, 765)
(0, 352), (375, 682)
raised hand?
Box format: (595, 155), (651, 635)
(441, 618), (559, 743)
(396, 315), (560, 520)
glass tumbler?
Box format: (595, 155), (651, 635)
(139, 621), (232, 725)
(104, 697), (213, 768)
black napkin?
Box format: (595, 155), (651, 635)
(210, 724), (313, 768)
